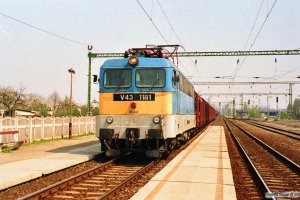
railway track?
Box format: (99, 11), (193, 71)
(242, 119), (300, 140)
(18, 126), (209, 200)
(18, 157), (155, 200)
(224, 118), (300, 199)
(220, 119), (261, 199)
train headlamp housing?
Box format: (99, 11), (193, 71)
(106, 116), (113, 124)
(153, 116), (160, 124)
(128, 56), (139, 66)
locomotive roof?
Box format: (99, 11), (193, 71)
(101, 57), (176, 68)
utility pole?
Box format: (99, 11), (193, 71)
(240, 94), (244, 117)
(276, 96), (279, 118)
(256, 97), (261, 112)
(68, 68), (75, 139)
(288, 83), (293, 115)
(267, 95), (270, 119)
(87, 45), (93, 116)
(233, 99), (236, 118)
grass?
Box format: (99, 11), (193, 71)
(1, 145), (17, 153)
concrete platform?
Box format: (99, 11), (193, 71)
(131, 126), (237, 200)
(0, 142), (101, 190)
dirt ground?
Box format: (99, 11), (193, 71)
(0, 134), (99, 165)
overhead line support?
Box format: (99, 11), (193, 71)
(86, 49), (300, 115)
(88, 49), (300, 58)
(191, 81), (300, 85)
(200, 92), (289, 96)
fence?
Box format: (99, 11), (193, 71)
(0, 116), (95, 144)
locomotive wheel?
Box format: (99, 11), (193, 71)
(166, 138), (177, 150)
(162, 149), (170, 159)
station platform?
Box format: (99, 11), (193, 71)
(0, 135), (100, 190)
(131, 126), (237, 200)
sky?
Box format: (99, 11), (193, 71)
(0, 0), (300, 112)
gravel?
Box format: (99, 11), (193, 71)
(235, 120), (300, 165)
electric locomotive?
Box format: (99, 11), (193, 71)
(95, 45), (202, 157)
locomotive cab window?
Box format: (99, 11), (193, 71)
(136, 69), (165, 88)
(104, 69), (131, 88)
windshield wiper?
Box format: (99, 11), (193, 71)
(115, 77), (124, 92)
(149, 78), (159, 90)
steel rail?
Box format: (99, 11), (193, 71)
(242, 120), (300, 141)
(98, 124), (210, 199)
(17, 159), (116, 200)
(17, 123), (215, 200)
(99, 161), (156, 199)
(227, 119), (300, 174)
(223, 118), (275, 200)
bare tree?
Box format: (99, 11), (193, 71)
(0, 86), (26, 116)
(48, 90), (61, 113)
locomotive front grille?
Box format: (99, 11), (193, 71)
(148, 129), (163, 139)
(100, 129), (114, 139)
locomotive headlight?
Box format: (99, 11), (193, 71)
(128, 56), (139, 66)
(153, 116), (160, 124)
(106, 116), (113, 124)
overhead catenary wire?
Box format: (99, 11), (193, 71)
(156, 0), (182, 44)
(249, 0), (278, 49)
(233, 0), (265, 78)
(136, 0), (169, 44)
(233, 0), (278, 79)
(136, 0), (191, 75)
(155, 0), (201, 78)
(243, 0), (265, 52)
(0, 11), (92, 47)
(260, 65), (300, 81)
(233, 0), (265, 79)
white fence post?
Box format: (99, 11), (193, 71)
(0, 116), (94, 143)
(52, 117), (55, 139)
(0, 117), (3, 144)
(14, 117), (18, 142)
(29, 117), (33, 143)
(41, 117), (45, 140)
(62, 117), (65, 139)
(78, 117), (81, 136)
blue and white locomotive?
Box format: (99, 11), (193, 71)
(95, 45), (201, 157)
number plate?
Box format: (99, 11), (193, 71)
(113, 93), (155, 101)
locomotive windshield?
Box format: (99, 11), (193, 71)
(104, 69), (131, 88)
(136, 69), (165, 88)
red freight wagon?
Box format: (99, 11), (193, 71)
(195, 92), (216, 130)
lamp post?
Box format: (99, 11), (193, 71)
(255, 97), (261, 111)
(68, 68), (75, 139)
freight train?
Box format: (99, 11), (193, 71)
(95, 45), (216, 157)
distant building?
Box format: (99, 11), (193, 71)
(47, 110), (54, 116)
(14, 109), (35, 117)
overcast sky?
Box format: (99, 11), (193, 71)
(0, 0), (299, 110)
